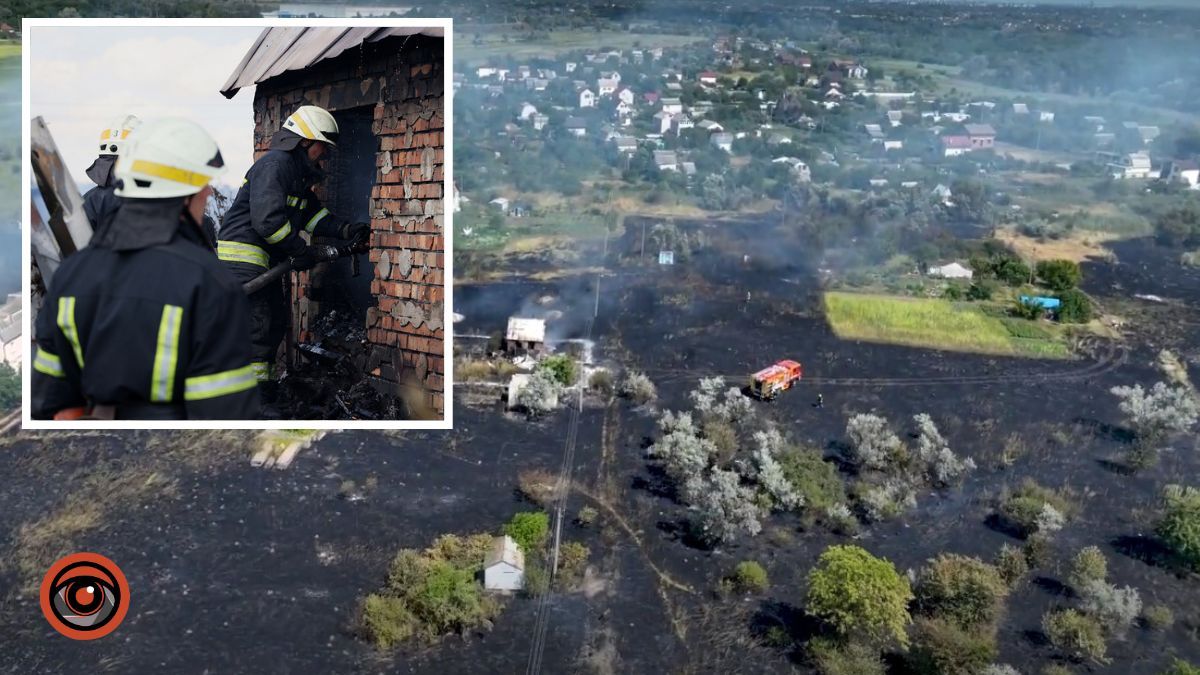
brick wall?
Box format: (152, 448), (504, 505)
(249, 35), (445, 417)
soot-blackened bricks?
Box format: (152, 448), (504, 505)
(248, 36), (445, 416)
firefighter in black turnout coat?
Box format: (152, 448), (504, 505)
(32, 118), (260, 420)
(216, 105), (368, 391)
(81, 114), (140, 236)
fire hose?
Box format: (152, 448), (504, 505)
(242, 239), (370, 295)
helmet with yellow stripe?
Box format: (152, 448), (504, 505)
(98, 114), (142, 156)
(114, 118), (226, 199)
(282, 105), (339, 146)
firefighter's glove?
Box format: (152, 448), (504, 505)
(290, 247), (321, 272)
(340, 221), (371, 244)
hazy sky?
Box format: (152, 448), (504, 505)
(29, 25), (262, 186)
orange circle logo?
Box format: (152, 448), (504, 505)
(39, 552), (130, 640)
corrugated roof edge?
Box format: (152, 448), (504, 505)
(220, 26), (445, 99)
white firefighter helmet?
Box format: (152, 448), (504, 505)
(282, 105), (339, 146)
(98, 114), (142, 156)
(114, 118), (226, 199)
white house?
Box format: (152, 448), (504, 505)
(519, 102), (538, 121)
(489, 197), (510, 211)
(932, 184), (953, 203)
(532, 113), (549, 131)
(615, 100), (633, 117)
(579, 88), (596, 108)
(699, 70), (719, 85)
(710, 132), (733, 153)
(654, 150), (679, 171)
(886, 110), (904, 127)
(1013, 103), (1029, 115)
(565, 61), (577, 73)
(597, 78), (618, 96)
(482, 535), (525, 588)
(772, 156), (811, 182)
(661, 97), (683, 115)
(617, 87), (635, 106)
(1038, 111), (1056, 123)
(928, 262), (973, 280)
(1110, 152), (1153, 179)
(600, 70), (621, 84)
(614, 136), (638, 154)
(476, 66), (497, 79)
(864, 124), (885, 142)
(697, 119), (724, 133)
(883, 140), (903, 151)
(671, 115), (694, 135)
(653, 110), (674, 134)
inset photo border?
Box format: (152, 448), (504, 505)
(21, 18), (453, 429)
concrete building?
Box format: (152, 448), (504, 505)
(483, 535), (526, 591)
(504, 317), (546, 354)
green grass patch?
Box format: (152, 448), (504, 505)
(824, 292), (1070, 359)
(0, 43), (20, 60)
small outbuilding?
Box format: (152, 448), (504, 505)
(483, 535), (525, 591)
(504, 317), (546, 354)
(927, 262), (973, 280)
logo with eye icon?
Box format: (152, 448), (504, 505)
(39, 553), (129, 640)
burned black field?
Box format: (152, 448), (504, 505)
(3, 226), (1200, 673)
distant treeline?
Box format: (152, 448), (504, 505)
(1, 0), (268, 23)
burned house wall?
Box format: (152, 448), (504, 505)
(250, 35), (445, 415)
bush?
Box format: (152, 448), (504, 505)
(858, 479), (918, 522)
(620, 370), (657, 404)
(778, 447), (847, 514)
(1163, 659), (1200, 675)
(845, 413), (903, 471)
(914, 554), (1009, 630)
(807, 638), (886, 675)
(1057, 289), (1092, 323)
(1042, 609), (1108, 664)
(999, 480), (1073, 537)
(912, 413), (976, 486)
(1036, 259), (1082, 291)
(1142, 604), (1174, 630)
(360, 593), (416, 649)
(538, 354), (577, 386)
(0, 363), (18, 410)
(1158, 484), (1200, 571)
(806, 545), (914, 647)
(1068, 546), (1108, 590)
(1110, 383), (1200, 459)
(967, 281), (995, 301)
(556, 542), (589, 586)
(576, 505), (599, 526)
(519, 369), (562, 414)
(907, 617), (998, 675)
(732, 560), (769, 593)
(995, 544), (1029, 587)
(504, 511), (550, 553)
(589, 369), (614, 396)
(523, 563), (549, 597)
(1078, 580), (1141, 634)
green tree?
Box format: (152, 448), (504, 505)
(503, 511), (550, 553)
(0, 363), (18, 410)
(1042, 609), (1108, 664)
(537, 354), (577, 386)
(1036, 259), (1082, 291)
(914, 554), (1009, 630)
(806, 545), (913, 647)
(908, 618), (997, 675)
(732, 560), (770, 593)
(1057, 289), (1093, 323)
(1158, 484), (1200, 571)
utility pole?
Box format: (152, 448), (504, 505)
(594, 276), (601, 317)
(640, 221), (646, 260)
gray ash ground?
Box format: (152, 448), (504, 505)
(3, 227), (1200, 672)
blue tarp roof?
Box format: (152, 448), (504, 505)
(1020, 295), (1061, 309)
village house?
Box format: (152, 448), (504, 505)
(654, 150), (679, 171)
(565, 117), (587, 137)
(661, 97), (683, 115)
(1013, 102), (1029, 115)
(597, 77), (618, 96)
(690, 100), (714, 117)
(615, 100), (633, 117)
(614, 136), (638, 154)
(710, 132), (734, 153)
(616, 87), (635, 106)
(643, 92), (660, 106)
(1163, 160), (1200, 190)
(489, 197), (510, 212)
(579, 88), (596, 108)
(652, 110), (673, 134)
(564, 61), (577, 73)
(964, 124), (996, 149)
(928, 262), (974, 280)
(665, 81), (683, 93)
(941, 135), (973, 157)
(766, 133), (792, 147)
(518, 102), (538, 121)
(697, 119), (724, 134)
(1139, 126), (1161, 145)
(864, 124), (885, 142)
(220, 26), (446, 415)
(883, 140), (904, 151)
(671, 115), (695, 135)
(1109, 152), (1154, 179)
(1038, 111), (1056, 123)
(699, 70), (719, 85)
(932, 184), (953, 203)
(532, 113), (549, 131)
(483, 535), (526, 591)
(504, 317), (546, 354)
(772, 156), (811, 182)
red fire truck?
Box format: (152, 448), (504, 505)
(749, 360), (803, 400)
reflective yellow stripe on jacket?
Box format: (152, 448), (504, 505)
(150, 304), (183, 402)
(264, 221), (292, 244)
(184, 365), (258, 401)
(216, 241), (270, 269)
(304, 208), (329, 234)
(33, 346), (65, 378)
(56, 296), (84, 368)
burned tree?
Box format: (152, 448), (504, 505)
(1110, 381), (1199, 468)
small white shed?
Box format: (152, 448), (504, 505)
(484, 535), (526, 591)
(928, 262), (974, 280)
